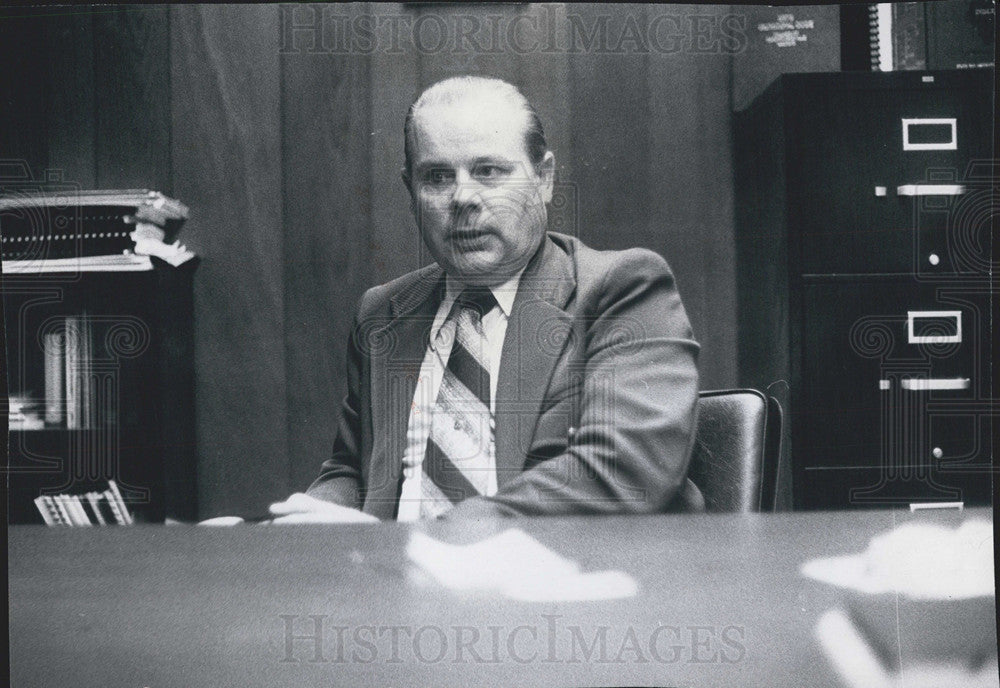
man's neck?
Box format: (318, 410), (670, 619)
(445, 266), (526, 318)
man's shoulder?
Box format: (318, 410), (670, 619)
(355, 235), (673, 316)
(357, 263), (441, 316)
(548, 232), (673, 290)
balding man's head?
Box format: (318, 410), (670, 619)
(400, 75), (555, 287)
(403, 76), (548, 184)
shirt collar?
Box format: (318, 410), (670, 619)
(443, 266), (524, 318)
(431, 267), (525, 344)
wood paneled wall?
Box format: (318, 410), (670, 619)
(170, 6), (289, 514)
(280, 5), (374, 492)
(3, 3), (740, 517)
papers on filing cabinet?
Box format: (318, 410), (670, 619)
(406, 528), (638, 602)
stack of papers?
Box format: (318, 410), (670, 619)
(1, 188), (195, 272)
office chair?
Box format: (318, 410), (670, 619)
(687, 389), (782, 513)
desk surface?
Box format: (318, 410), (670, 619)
(9, 508), (996, 687)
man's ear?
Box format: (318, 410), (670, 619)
(401, 167), (416, 213)
(538, 151), (555, 204)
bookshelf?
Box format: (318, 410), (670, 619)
(4, 261), (198, 523)
(3, 191), (198, 524)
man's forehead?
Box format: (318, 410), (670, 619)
(411, 99), (530, 159)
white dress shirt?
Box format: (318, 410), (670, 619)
(395, 269), (524, 521)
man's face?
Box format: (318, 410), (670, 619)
(406, 98), (554, 287)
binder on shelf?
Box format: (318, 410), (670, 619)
(3, 253), (156, 273)
(68, 495), (92, 527)
(43, 332), (65, 425)
(33, 481), (134, 526)
(80, 316), (93, 429)
(49, 496), (69, 525)
(85, 492), (108, 525)
(33, 497), (58, 525)
(61, 314), (96, 429)
(107, 480), (133, 525)
(0, 188), (194, 268)
(2, 236), (195, 273)
(64, 316), (82, 430)
(53, 495), (76, 525)
(0, 189), (188, 246)
(103, 490), (127, 525)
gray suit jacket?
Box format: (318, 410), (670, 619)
(307, 232), (702, 519)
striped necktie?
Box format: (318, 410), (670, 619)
(420, 287), (498, 519)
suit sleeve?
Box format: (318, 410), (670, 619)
(304, 308), (366, 509)
(448, 249), (700, 518)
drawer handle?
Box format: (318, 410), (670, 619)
(901, 378), (970, 391)
(902, 117), (957, 151)
(907, 310), (961, 344)
(897, 184), (965, 196)
(910, 502), (963, 511)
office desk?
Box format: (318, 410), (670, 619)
(9, 508), (995, 687)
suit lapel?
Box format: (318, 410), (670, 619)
(495, 237), (576, 488)
(363, 265), (443, 519)
(364, 236), (577, 508)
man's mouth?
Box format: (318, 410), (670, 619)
(448, 226), (491, 243)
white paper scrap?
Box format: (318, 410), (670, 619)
(801, 520), (995, 599)
(407, 528), (638, 602)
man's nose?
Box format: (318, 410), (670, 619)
(450, 169), (481, 211)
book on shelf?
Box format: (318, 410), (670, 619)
(49, 496), (71, 525)
(0, 188), (188, 241)
(107, 480), (134, 525)
(64, 315), (85, 429)
(34, 480), (134, 526)
(67, 494), (93, 526)
(2, 237), (195, 273)
(79, 315), (94, 428)
(85, 492), (108, 525)
(9, 314), (98, 430)
(0, 188), (193, 266)
(4, 252), (156, 273)
(7, 395), (44, 430)
(34, 496), (59, 525)
(43, 332), (65, 424)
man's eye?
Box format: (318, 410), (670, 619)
(423, 169), (454, 185)
(472, 165), (509, 181)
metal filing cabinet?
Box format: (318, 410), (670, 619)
(735, 69), (994, 510)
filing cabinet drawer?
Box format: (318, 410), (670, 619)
(795, 280), (991, 507)
(783, 70), (992, 275)
(797, 462), (992, 510)
(796, 411), (992, 509)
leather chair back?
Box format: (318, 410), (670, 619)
(688, 389), (782, 513)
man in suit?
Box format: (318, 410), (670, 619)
(269, 76), (701, 523)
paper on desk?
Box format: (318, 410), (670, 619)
(800, 519), (994, 598)
(407, 528), (638, 602)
